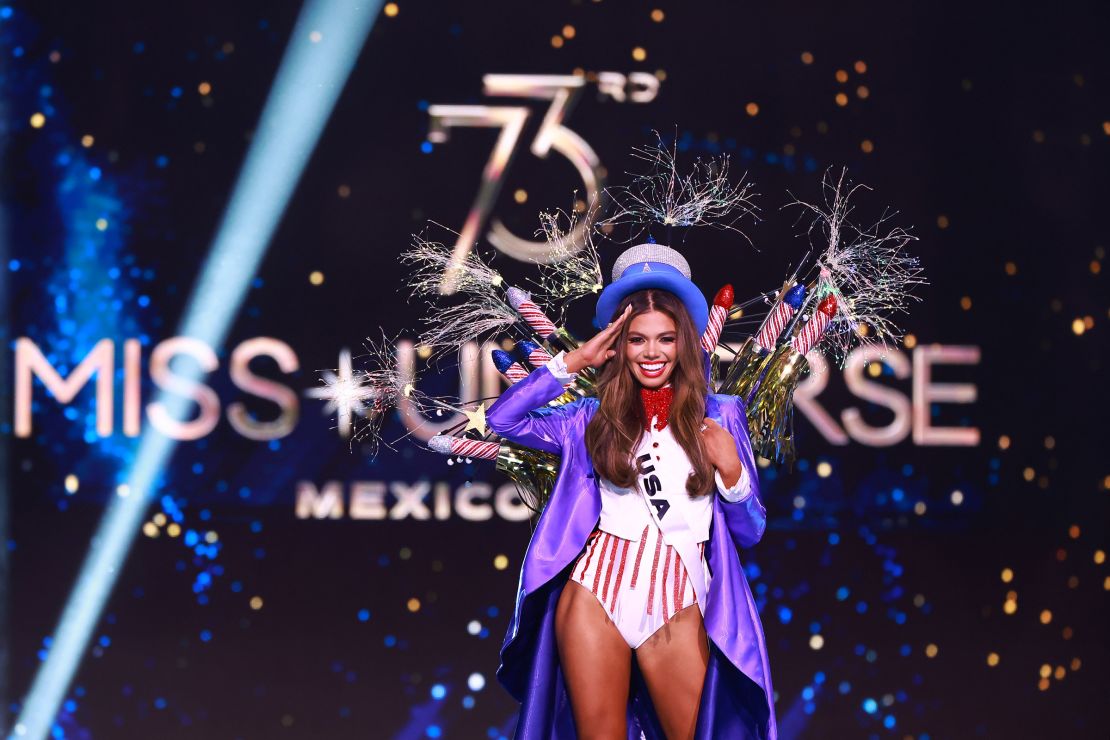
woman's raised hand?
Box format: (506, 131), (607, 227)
(563, 305), (632, 374)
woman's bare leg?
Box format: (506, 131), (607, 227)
(635, 604), (709, 740)
(555, 581), (632, 740)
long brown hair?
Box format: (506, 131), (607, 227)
(585, 289), (713, 496)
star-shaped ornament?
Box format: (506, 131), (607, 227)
(462, 402), (487, 435)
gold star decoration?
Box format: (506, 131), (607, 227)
(462, 402), (488, 435)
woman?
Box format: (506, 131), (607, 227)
(488, 244), (776, 739)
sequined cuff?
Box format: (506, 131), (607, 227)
(545, 350), (577, 384)
(715, 468), (752, 503)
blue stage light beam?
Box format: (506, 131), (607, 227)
(13, 2), (381, 737)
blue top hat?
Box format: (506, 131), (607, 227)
(594, 243), (709, 334)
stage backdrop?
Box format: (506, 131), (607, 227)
(2, 0), (1107, 738)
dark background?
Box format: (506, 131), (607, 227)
(2, 0), (1107, 737)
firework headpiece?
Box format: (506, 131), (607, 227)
(593, 243), (709, 333)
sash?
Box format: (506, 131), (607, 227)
(635, 426), (711, 617)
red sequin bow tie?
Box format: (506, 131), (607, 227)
(640, 384), (674, 431)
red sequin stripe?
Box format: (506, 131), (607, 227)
(646, 530), (663, 615)
(592, 533), (611, 594)
(679, 562), (688, 605)
(672, 548), (682, 618)
(578, 531), (602, 581)
(661, 544), (673, 623)
(601, 534), (619, 604)
(609, 539), (630, 610)
(630, 525), (649, 589)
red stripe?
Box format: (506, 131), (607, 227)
(601, 534), (619, 605)
(680, 562), (688, 604)
(647, 530), (662, 615)
(592, 534), (611, 594)
(630, 525), (649, 589)
(661, 545), (673, 623)
(610, 539), (630, 609)
(673, 549), (682, 618)
(578, 531), (601, 580)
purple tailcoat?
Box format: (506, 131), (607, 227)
(487, 366), (776, 740)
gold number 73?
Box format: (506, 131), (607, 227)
(428, 74), (605, 294)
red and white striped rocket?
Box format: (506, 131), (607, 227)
(428, 434), (500, 461)
(700, 284), (733, 353)
(506, 287), (558, 340)
(790, 294), (838, 356)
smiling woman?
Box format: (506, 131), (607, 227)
(583, 289), (717, 499)
(486, 243), (774, 739)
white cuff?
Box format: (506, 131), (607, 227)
(715, 468), (752, 503)
(545, 350), (577, 384)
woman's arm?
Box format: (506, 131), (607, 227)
(486, 354), (585, 454)
(490, 305), (633, 454)
(488, 303), (634, 454)
(704, 399), (768, 549)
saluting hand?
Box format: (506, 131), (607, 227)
(564, 305), (632, 374)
